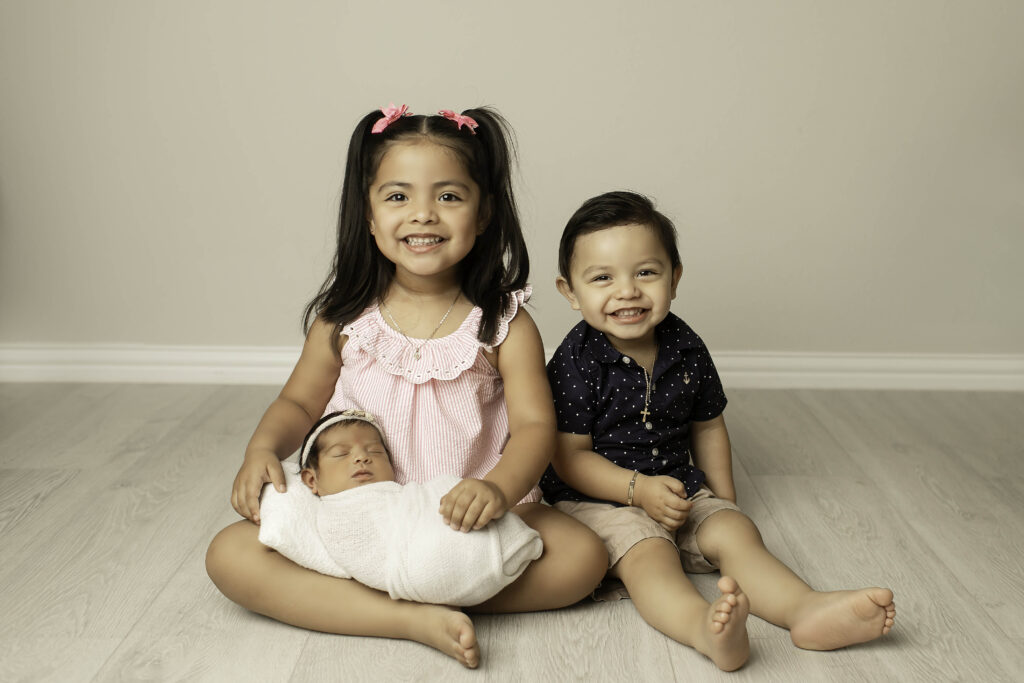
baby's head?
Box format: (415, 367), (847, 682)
(555, 191), (683, 351)
(299, 410), (395, 496)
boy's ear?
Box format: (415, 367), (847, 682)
(300, 468), (320, 495)
(555, 276), (581, 310)
(670, 265), (683, 299)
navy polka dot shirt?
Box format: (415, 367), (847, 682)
(540, 314), (728, 506)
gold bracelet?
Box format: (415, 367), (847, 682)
(626, 470), (639, 506)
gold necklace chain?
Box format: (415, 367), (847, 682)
(640, 366), (652, 423)
(380, 292), (461, 360)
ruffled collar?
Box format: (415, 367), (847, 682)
(342, 287), (530, 384)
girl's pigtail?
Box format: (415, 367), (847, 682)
(303, 111), (391, 341)
(459, 108), (530, 345)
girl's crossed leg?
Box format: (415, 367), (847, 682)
(206, 506), (605, 669)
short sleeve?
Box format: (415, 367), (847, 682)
(689, 344), (728, 421)
(546, 341), (597, 435)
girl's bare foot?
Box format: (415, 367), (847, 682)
(409, 605), (480, 668)
(695, 576), (750, 672)
(789, 587), (896, 651)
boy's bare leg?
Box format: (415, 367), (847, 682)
(696, 510), (896, 650)
(206, 521), (480, 668)
(614, 538), (750, 672)
(471, 503), (607, 613)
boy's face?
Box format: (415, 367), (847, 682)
(557, 223), (682, 353)
(301, 422), (395, 496)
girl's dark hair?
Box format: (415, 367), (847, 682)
(558, 190), (682, 283)
(303, 107), (529, 347)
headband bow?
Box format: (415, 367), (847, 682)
(371, 103), (410, 134)
(439, 110), (479, 134)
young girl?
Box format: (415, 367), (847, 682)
(205, 105), (607, 669)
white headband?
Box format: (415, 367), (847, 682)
(299, 409), (389, 469)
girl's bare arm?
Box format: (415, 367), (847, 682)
(232, 318), (341, 522)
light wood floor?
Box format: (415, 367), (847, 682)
(1, 383), (1022, 682)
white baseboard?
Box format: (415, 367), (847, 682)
(0, 344), (1022, 391)
(0, 344), (300, 385)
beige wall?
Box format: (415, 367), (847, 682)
(2, 0), (1022, 354)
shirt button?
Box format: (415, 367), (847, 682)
(622, 356), (631, 364)
(645, 422), (653, 430)
(652, 448), (659, 456)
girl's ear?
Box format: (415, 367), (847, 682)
(300, 468), (320, 495)
(476, 199), (492, 235)
(555, 276), (581, 310)
(670, 265), (683, 299)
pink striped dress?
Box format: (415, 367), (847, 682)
(325, 287), (542, 504)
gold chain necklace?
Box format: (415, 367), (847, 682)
(640, 366), (652, 423)
(380, 292), (461, 360)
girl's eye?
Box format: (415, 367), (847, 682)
(637, 270), (657, 278)
(385, 193), (407, 202)
(439, 192), (461, 202)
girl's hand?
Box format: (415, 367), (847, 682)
(634, 474), (691, 531)
(231, 449), (286, 524)
(439, 478), (508, 532)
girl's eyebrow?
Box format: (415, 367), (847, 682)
(375, 180), (471, 192)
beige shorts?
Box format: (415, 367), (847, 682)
(554, 486), (742, 574)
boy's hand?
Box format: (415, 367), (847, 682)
(440, 478), (508, 532)
(231, 449), (286, 525)
(634, 474), (691, 531)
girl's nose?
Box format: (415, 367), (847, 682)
(352, 450), (372, 463)
(410, 201), (437, 224)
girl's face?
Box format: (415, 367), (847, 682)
(367, 140), (487, 287)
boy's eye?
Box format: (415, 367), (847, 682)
(590, 275), (610, 283)
(637, 270), (657, 278)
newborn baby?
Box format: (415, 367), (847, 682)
(258, 410), (543, 606)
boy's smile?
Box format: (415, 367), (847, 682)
(557, 223), (682, 356)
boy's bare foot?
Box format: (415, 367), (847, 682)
(409, 605), (480, 668)
(789, 587), (896, 651)
(695, 576), (750, 672)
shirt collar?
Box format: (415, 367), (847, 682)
(579, 313), (702, 365)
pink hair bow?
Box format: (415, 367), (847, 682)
(439, 110), (479, 134)
(371, 103), (410, 134)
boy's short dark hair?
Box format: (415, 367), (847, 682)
(558, 191), (681, 283)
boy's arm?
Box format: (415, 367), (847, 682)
(690, 414), (736, 502)
(552, 432), (691, 530)
(552, 432), (636, 505)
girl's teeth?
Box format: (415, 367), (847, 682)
(406, 236), (443, 246)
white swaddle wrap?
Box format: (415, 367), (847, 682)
(258, 464), (542, 606)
